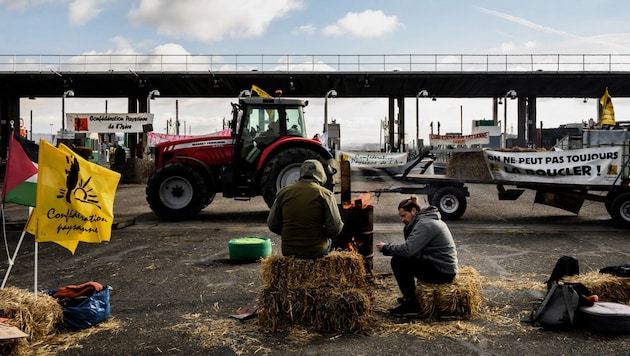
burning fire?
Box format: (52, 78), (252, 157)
(347, 236), (363, 252)
(343, 192), (374, 209)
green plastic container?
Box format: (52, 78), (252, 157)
(228, 236), (272, 260)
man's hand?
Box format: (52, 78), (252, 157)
(376, 242), (386, 253)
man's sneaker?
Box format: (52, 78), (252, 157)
(389, 302), (421, 317)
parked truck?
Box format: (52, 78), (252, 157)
(146, 91), (334, 220)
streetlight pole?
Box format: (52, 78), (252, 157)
(147, 89), (160, 113)
(61, 90), (74, 131)
(416, 90), (428, 149)
(323, 89), (337, 133)
(502, 90), (517, 148)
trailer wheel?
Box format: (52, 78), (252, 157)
(610, 192), (630, 228)
(430, 186), (467, 220)
(261, 147), (333, 208)
(146, 162), (209, 220)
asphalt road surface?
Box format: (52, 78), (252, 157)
(2, 181), (629, 355)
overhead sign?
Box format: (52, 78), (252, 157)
(430, 132), (489, 146)
(483, 147), (623, 185)
(66, 113), (154, 133)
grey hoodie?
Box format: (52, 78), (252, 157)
(382, 206), (458, 275)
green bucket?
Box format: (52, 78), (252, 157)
(228, 236), (272, 260)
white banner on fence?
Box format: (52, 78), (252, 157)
(66, 113), (154, 133)
(339, 151), (408, 168)
(430, 132), (489, 146)
(483, 147), (623, 185)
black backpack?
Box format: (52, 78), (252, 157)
(531, 256), (593, 330)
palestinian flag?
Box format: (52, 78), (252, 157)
(1, 133), (38, 206)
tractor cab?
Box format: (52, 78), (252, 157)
(226, 96), (311, 198)
(233, 96), (308, 160)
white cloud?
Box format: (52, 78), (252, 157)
(322, 9), (399, 38)
(128, 0), (303, 42)
(150, 43), (190, 55)
(68, 0), (110, 26)
(293, 24), (316, 35)
(0, 0), (61, 11)
(478, 7), (630, 53)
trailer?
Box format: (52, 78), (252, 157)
(364, 130), (630, 227)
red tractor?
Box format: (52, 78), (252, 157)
(146, 92), (335, 220)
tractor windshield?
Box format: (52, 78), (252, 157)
(285, 107), (306, 137)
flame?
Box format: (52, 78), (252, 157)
(347, 236), (363, 252)
(343, 192), (374, 209)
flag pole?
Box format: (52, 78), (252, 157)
(1, 203), (28, 290)
(34, 241), (38, 300)
(1, 230), (26, 289)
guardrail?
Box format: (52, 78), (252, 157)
(2, 54), (630, 73)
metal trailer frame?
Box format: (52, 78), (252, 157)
(350, 138), (630, 227)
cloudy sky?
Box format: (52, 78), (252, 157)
(3, 0), (630, 146)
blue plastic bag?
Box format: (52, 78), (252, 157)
(49, 286), (111, 330)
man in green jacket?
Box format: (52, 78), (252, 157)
(267, 159), (344, 259)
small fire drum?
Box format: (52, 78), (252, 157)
(333, 199), (374, 272)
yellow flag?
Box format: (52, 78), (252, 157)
(599, 87), (615, 127)
(251, 85), (272, 98)
(24, 140), (121, 254)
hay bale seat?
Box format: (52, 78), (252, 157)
(258, 251), (372, 333)
(566, 271), (630, 304)
(415, 266), (483, 319)
(0, 286), (64, 355)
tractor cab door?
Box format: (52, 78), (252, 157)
(229, 103), (285, 198)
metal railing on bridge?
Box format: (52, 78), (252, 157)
(2, 53), (630, 73)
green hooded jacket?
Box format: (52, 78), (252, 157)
(267, 159), (344, 255)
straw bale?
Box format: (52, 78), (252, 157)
(0, 286), (64, 355)
(261, 251), (368, 290)
(415, 266), (483, 319)
(257, 287), (372, 333)
(565, 271), (630, 304)
(446, 152), (492, 180)
(258, 251), (373, 333)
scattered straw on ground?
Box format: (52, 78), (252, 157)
(173, 271), (551, 354)
(480, 275), (547, 292)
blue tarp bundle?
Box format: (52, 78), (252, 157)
(48, 284), (111, 330)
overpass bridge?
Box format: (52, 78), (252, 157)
(1, 53), (630, 156)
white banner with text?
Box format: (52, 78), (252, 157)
(483, 147), (623, 185)
(430, 132), (489, 146)
(66, 113), (154, 133)
(339, 151), (408, 168)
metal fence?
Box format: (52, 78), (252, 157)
(2, 54), (630, 73)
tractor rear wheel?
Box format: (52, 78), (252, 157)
(260, 147), (333, 208)
(146, 162), (209, 220)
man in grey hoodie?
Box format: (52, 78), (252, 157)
(268, 159), (344, 259)
(376, 195), (458, 316)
